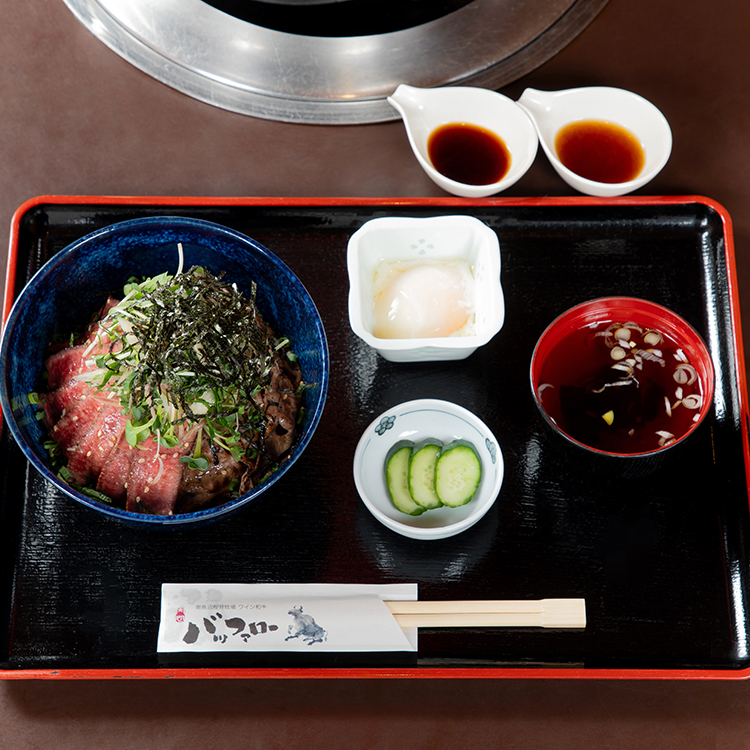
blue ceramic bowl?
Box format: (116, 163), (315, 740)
(0, 216), (329, 526)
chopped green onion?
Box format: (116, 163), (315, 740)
(90, 265), (297, 462)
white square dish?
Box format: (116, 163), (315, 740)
(347, 215), (504, 362)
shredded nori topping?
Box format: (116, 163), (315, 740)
(126, 267), (273, 426)
(93, 265), (290, 454)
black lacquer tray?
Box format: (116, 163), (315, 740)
(0, 195), (748, 680)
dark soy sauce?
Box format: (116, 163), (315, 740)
(537, 321), (704, 454)
(555, 119), (645, 184)
(427, 122), (511, 186)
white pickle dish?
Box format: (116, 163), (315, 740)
(353, 399), (504, 540)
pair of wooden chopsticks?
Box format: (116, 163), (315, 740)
(385, 598), (586, 629)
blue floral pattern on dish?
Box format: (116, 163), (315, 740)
(375, 415), (396, 435)
(485, 438), (497, 464)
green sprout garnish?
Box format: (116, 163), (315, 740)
(87, 265), (290, 461)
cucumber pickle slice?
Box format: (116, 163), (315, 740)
(408, 439), (443, 510)
(434, 439), (483, 507)
(384, 440), (424, 516)
(384, 436), (483, 515)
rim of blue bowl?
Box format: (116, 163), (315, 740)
(0, 216), (330, 525)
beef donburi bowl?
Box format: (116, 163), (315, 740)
(0, 216), (329, 526)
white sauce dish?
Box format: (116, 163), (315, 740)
(388, 84), (538, 198)
(517, 86), (672, 197)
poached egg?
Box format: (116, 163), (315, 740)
(372, 260), (474, 339)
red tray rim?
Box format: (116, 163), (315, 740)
(2, 193), (748, 681)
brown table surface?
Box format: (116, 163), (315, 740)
(3, 0), (750, 747)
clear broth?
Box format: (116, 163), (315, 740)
(537, 320), (704, 454)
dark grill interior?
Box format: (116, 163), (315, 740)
(203, 0), (475, 37)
